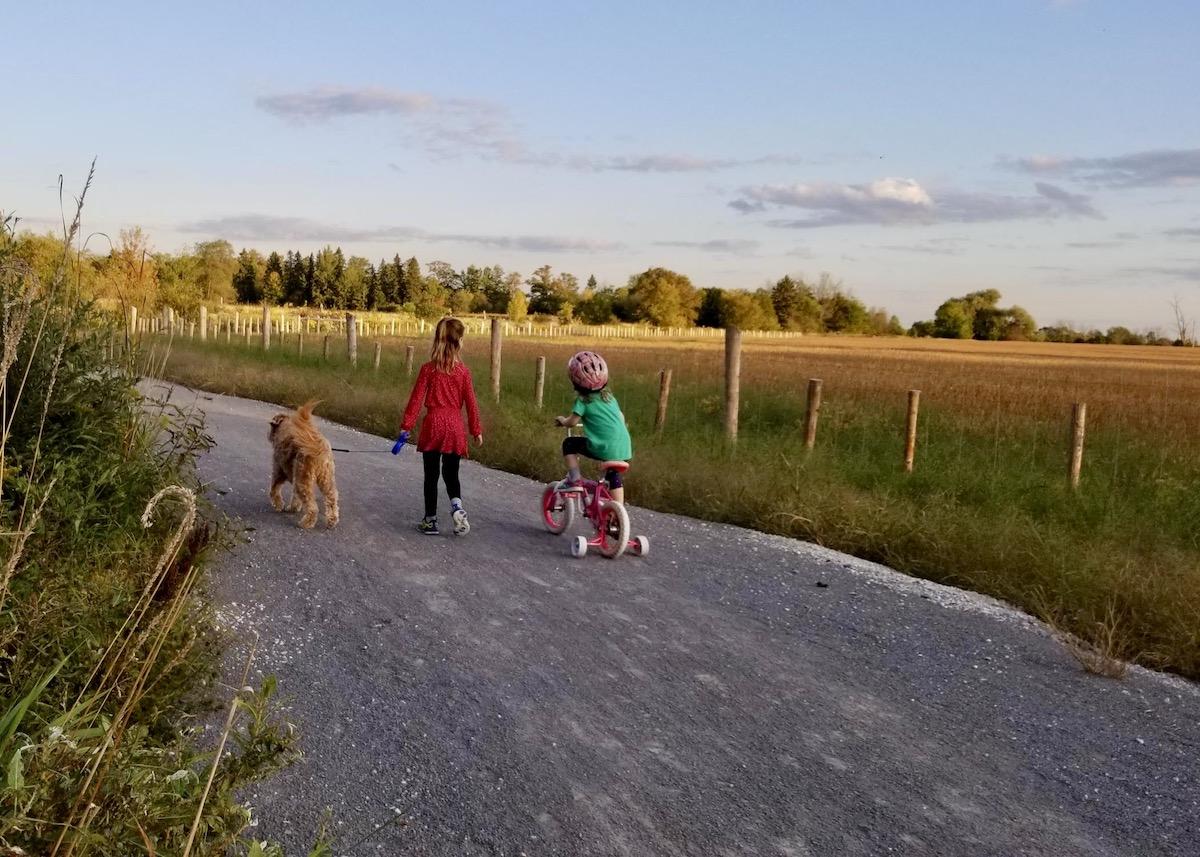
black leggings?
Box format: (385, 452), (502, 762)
(562, 436), (623, 489)
(422, 451), (461, 518)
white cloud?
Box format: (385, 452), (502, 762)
(1002, 148), (1200, 188)
(730, 177), (1100, 228)
(653, 239), (760, 254)
(255, 87), (434, 121)
(255, 85), (806, 174)
(179, 214), (622, 253)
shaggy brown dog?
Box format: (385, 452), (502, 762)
(268, 400), (339, 529)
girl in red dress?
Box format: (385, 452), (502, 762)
(399, 317), (483, 535)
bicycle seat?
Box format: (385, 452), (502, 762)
(601, 460), (630, 473)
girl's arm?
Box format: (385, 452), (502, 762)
(554, 414), (582, 427)
(400, 364), (430, 433)
(462, 367), (483, 440)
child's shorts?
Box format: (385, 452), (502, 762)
(562, 436), (624, 489)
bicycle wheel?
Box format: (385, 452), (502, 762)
(542, 482), (575, 534)
(597, 500), (630, 559)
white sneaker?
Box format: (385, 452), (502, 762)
(450, 499), (470, 535)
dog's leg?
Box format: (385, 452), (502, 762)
(294, 461), (318, 529)
(269, 467), (289, 512)
(317, 461), (339, 528)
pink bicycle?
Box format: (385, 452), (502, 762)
(541, 460), (649, 560)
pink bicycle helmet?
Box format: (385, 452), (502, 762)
(567, 351), (609, 391)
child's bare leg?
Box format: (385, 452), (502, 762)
(563, 452), (581, 484)
(610, 486), (625, 504)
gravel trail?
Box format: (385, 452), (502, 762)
(168, 384), (1199, 857)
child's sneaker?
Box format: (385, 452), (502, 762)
(450, 499), (470, 535)
(417, 517), (439, 535)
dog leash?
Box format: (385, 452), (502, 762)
(331, 433), (410, 455)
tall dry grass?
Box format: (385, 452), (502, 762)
(0, 179), (305, 855)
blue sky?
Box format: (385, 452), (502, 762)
(4, 0), (1198, 330)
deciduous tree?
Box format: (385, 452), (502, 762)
(627, 267), (698, 327)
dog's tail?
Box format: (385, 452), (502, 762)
(295, 399), (322, 422)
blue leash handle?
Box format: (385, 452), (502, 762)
(391, 431), (409, 455)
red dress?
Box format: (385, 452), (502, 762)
(401, 361), (483, 456)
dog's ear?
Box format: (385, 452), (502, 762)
(270, 414), (286, 431)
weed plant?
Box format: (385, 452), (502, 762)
(0, 196), (302, 855)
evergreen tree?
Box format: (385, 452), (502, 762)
(481, 265), (510, 313)
(343, 255), (370, 309)
(365, 262), (380, 310)
(282, 251), (306, 304)
(403, 257), (422, 307)
(527, 265), (557, 314)
(232, 249), (266, 304)
(312, 246), (343, 308)
(697, 287), (726, 328)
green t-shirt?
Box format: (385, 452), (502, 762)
(572, 392), (633, 461)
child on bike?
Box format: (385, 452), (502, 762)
(398, 317), (483, 535)
(555, 351), (632, 504)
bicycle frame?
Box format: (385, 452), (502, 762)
(543, 426), (647, 558)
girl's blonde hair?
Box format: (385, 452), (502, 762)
(431, 316), (465, 373)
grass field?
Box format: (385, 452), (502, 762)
(154, 328), (1200, 680)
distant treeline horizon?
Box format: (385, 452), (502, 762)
(3, 222), (1182, 345)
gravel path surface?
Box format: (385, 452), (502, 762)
(167, 383), (1199, 856)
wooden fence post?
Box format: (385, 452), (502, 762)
(188, 322), (195, 339)
(724, 327), (741, 441)
(373, 341), (382, 371)
(490, 318), (502, 401)
(1069, 402), (1087, 489)
(297, 331), (304, 356)
(199, 305), (207, 341)
(655, 368), (672, 433)
(534, 356), (546, 409)
(405, 344), (415, 375)
(128, 306), (137, 341)
(322, 335), (330, 361)
(804, 379), (823, 450)
(904, 390), (921, 473)
(346, 312), (357, 365)
(261, 304), (271, 351)
(224, 320), (231, 344)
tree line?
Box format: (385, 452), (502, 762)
(2, 225), (896, 333)
(228, 246), (899, 334)
(2, 223), (1175, 343)
(909, 289), (1179, 346)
